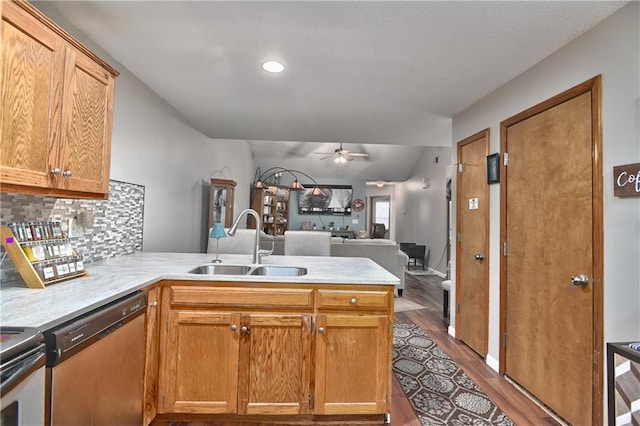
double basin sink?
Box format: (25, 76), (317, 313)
(189, 264), (307, 277)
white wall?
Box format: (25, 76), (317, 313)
(450, 0), (640, 403)
(34, 4), (257, 254)
(394, 147), (452, 275)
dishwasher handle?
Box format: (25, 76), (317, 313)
(0, 343), (45, 397)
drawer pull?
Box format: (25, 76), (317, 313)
(350, 298), (357, 305)
(230, 324), (237, 332)
(318, 327), (325, 334)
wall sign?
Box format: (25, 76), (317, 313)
(613, 163), (640, 197)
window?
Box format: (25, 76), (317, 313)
(372, 197), (390, 229)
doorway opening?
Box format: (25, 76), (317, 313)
(369, 196), (390, 238)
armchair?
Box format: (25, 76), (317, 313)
(371, 223), (386, 239)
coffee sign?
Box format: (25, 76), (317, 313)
(613, 163), (640, 197)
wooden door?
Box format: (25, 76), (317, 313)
(501, 77), (603, 425)
(314, 314), (389, 415)
(455, 129), (490, 357)
(58, 46), (114, 195)
(160, 310), (240, 414)
(237, 313), (312, 415)
(1, 1), (64, 189)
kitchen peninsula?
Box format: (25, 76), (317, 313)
(0, 253), (398, 425)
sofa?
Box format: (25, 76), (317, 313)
(329, 237), (408, 296)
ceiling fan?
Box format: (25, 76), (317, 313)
(314, 143), (369, 165)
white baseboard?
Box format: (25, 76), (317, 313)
(429, 268), (447, 278)
(486, 354), (499, 373)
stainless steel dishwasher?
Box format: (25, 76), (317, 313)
(44, 291), (147, 426)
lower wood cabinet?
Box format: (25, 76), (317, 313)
(143, 287), (160, 425)
(160, 310), (241, 413)
(153, 282), (393, 423)
(314, 314), (390, 415)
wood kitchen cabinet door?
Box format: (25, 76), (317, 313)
(237, 313), (312, 415)
(57, 47), (114, 195)
(159, 310), (240, 414)
(314, 314), (390, 415)
(1, 1), (64, 190)
(1, 1), (117, 199)
(143, 287), (160, 426)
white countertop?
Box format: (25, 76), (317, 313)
(0, 252), (398, 330)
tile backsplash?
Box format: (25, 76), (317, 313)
(1, 180), (145, 284)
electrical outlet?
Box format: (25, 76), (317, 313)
(352, 219), (358, 224)
(68, 217), (81, 238)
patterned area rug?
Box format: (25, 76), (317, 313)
(393, 324), (515, 426)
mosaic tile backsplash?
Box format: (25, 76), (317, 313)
(1, 180), (145, 284)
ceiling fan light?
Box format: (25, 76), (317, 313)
(335, 155), (347, 165)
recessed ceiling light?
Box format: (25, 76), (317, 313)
(262, 60), (285, 73)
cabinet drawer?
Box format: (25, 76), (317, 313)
(316, 290), (390, 311)
(170, 286), (314, 310)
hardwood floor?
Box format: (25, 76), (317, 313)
(153, 272), (561, 426)
(395, 272), (561, 426)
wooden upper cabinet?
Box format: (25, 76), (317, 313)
(0, 1), (118, 199)
(1, 1), (65, 190)
(57, 47), (115, 194)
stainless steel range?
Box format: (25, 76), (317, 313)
(1, 327), (46, 426)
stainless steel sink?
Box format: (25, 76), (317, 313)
(188, 264), (307, 277)
(249, 266), (308, 276)
(188, 264), (252, 275)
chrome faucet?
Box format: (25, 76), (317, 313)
(228, 209), (263, 264)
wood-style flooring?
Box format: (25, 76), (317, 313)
(393, 273), (561, 426)
(153, 272), (561, 426)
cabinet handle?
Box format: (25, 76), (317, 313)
(241, 325), (248, 333)
(150, 301), (158, 308)
(350, 298), (357, 305)
(318, 327), (325, 334)
(230, 324), (237, 332)
(63, 170), (72, 178)
(51, 168), (61, 176)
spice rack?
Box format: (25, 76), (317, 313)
(1, 222), (87, 289)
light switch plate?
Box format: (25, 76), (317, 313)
(68, 217), (82, 238)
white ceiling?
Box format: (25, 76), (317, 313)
(41, 1), (626, 182)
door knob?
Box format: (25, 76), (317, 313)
(474, 253), (484, 261)
(571, 275), (589, 287)
(51, 168), (61, 176)
(241, 325), (249, 334)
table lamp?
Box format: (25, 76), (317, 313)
(210, 223), (227, 263)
